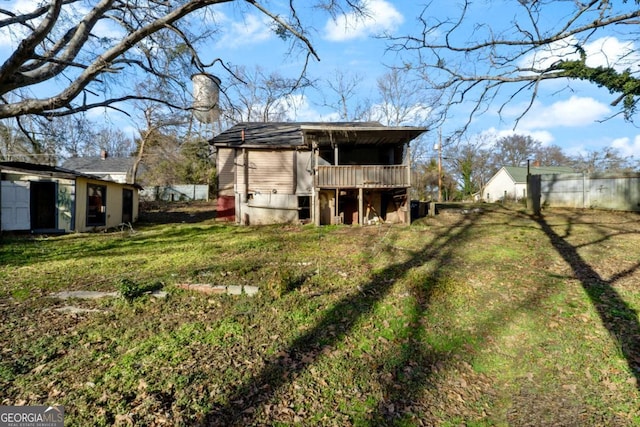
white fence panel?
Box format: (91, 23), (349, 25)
(140, 185), (210, 202)
(539, 172), (640, 211)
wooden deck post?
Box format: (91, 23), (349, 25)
(335, 188), (340, 224)
(358, 187), (364, 226)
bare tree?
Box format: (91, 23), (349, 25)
(220, 66), (312, 123)
(94, 127), (135, 158)
(570, 146), (636, 173)
(373, 68), (442, 168)
(373, 68), (432, 126)
(319, 69), (372, 121)
(131, 104), (187, 184)
(491, 134), (542, 168)
(388, 0), (640, 132)
(0, 116), (58, 163)
(0, 0), (363, 121)
(0, 120), (29, 160)
(535, 144), (571, 167)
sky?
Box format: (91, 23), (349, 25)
(1, 0), (640, 161)
(199, 0), (640, 161)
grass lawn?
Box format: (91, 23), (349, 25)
(1, 202), (639, 426)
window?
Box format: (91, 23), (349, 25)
(298, 196), (311, 221)
(87, 184), (106, 226)
(122, 189), (133, 223)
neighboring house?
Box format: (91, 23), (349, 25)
(483, 166), (574, 202)
(62, 150), (138, 184)
(212, 122), (427, 226)
(1, 161), (140, 233)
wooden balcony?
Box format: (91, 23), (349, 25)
(315, 165), (410, 188)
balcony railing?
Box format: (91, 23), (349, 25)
(315, 165), (409, 188)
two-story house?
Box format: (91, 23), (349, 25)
(212, 122), (427, 226)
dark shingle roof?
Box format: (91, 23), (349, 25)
(212, 122), (427, 148)
(62, 156), (135, 173)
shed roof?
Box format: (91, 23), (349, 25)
(503, 166), (575, 183)
(212, 122), (427, 148)
(0, 161), (142, 188)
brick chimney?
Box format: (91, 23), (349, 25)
(101, 149), (108, 159)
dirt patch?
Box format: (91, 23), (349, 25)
(138, 200), (217, 224)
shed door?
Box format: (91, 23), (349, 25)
(30, 181), (57, 230)
(122, 189), (133, 223)
(1, 181), (31, 231)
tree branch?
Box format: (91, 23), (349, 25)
(245, 0), (320, 61)
(0, 0), (65, 85)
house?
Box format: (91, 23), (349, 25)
(62, 150), (138, 184)
(483, 165), (574, 202)
(212, 122), (427, 226)
(1, 161), (140, 233)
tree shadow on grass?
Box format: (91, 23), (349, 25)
(533, 212), (640, 391)
(365, 211), (579, 425)
(199, 213), (486, 426)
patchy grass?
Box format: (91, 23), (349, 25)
(1, 204), (640, 426)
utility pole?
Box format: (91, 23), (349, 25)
(436, 129), (442, 202)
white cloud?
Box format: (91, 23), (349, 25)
(521, 36), (640, 73)
(324, 0), (403, 42)
(283, 94), (321, 121)
(216, 13), (273, 49)
(611, 135), (640, 157)
(584, 37), (640, 71)
(512, 96), (610, 129)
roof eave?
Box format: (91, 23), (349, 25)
(299, 125), (427, 132)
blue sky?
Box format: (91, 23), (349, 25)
(200, 0), (640, 160)
(1, 0), (639, 161)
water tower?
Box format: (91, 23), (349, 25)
(191, 73), (221, 124)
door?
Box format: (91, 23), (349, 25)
(122, 189), (133, 223)
(30, 181), (57, 230)
(1, 181), (30, 231)
(87, 184), (107, 226)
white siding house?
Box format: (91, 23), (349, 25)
(213, 122), (427, 226)
(483, 166), (574, 202)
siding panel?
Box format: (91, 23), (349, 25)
(247, 150), (295, 194)
(217, 148), (235, 196)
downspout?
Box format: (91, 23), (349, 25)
(243, 148), (249, 203)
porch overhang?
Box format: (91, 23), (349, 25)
(301, 125), (427, 147)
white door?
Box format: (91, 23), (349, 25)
(1, 181), (31, 231)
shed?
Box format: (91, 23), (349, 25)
(1, 161), (140, 233)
